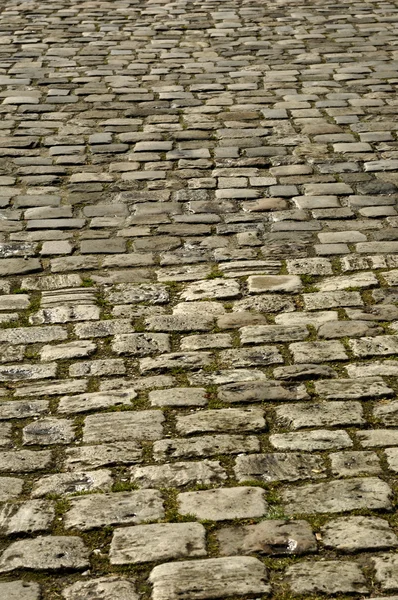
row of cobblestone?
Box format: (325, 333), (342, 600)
(1, 0), (398, 598)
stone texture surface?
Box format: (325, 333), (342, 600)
(0, 0), (397, 595)
(110, 522), (207, 564)
(149, 557), (271, 600)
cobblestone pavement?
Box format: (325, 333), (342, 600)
(2, 0), (398, 598)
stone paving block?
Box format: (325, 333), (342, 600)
(0, 537), (90, 573)
(217, 520), (316, 556)
(289, 341), (348, 363)
(0, 477), (24, 501)
(65, 490), (164, 530)
(284, 561), (368, 595)
(321, 516), (398, 552)
(62, 577), (138, 600)
(0, 499), (54, 535)
(131, 460), (227, 488)
(178, 487), (268, 521)
(330, 451), (382, 477)
(2, 0), (398, 594)
(274, 401), (364, 429)
(235, 453), (326, 483)
(176, 408), (265, 435)
(31, 470), (113, 498)
(372, 554), (398, 591)
(149, 557), (271, 600)
(154, 435), (260, 461)
(83, 411), (164, 443)
(22, 418), (75, 445)
(110, 522), (206, 564)
(283, 477), (392, 514)
(0, 581), (41, 600)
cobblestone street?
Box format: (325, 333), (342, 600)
(2, 0), (398, 598)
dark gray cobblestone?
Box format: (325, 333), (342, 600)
(1, 0), (398, 597)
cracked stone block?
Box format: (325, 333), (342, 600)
(321, 516), (398, 552)
(180, 333), (232, 351)
(62, 577), (138, 600)
(64, 490), (164, 530)
(217, 520), (316, 556)
(0, 450), (52, 472)
(235, 448), (327, 482)
(131, 460), (227, 488)
(283, 477), (392, 514)
(284, 561), (368, 595)
(149, 556), (271, 600)
(0, 536), (90, 573)
(178, 487), (268, 521)
(110, 522), (206, 564)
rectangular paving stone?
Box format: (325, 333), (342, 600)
(315, 377), (393, 399)
(110, 522), (206, 564)
(83, 411), (164, 443)
(65, 442), (142, 471)
(274, 401), (364, 429)
(131, 460), (227, 489)
(0, 581), (41, 600)
(0, 326), (67, 345)
(270, 430), (353, 451)
(176, 408), (265, 435)
(283, 478), (392, 514)
(235, 453), (326, 483)
(217, 520), (316, 556)
(65, 490), (164, 530)
(149, 557), (270, 600)
(178, 487), (267, 521)
(0, 537), (89, 573)
(154, 435), (260, 461)
(349, 335), (398, 357)
(285, 561), (368, 595)
(289, 341), (348, 363)
(0, 363), (57, 381)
